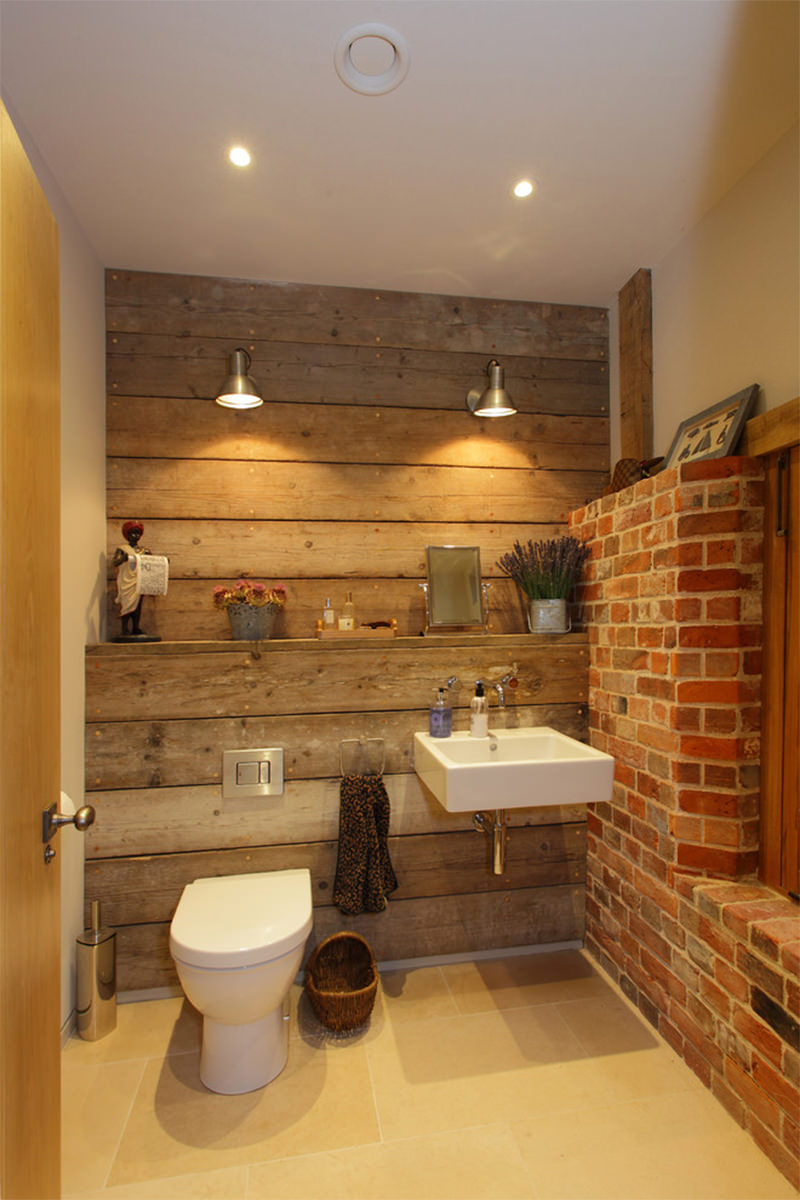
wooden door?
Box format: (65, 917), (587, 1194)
(0, 100), (62, 1199)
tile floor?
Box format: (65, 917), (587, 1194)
(62, 949), (796, 1200)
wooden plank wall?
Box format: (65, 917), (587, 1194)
(88, 269), (609, 990)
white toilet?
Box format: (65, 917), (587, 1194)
(169, 868), (313, 1094)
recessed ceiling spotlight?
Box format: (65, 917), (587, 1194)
(334, 23), (410, 95)
(229, 146), (252, 168)
(513, 179), (535, 198)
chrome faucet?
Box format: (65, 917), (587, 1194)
(487, 672), (517, 708)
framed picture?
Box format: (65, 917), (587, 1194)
(664, 384), (759, 469)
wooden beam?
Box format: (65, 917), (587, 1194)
(618, 268), (653, 460)
(740, 396), (800, 457)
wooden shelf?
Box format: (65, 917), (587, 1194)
(87, 630), (589, 656)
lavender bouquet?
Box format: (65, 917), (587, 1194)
(496, 536), (590, 600)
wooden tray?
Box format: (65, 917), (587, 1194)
(315, 619), (397, 639)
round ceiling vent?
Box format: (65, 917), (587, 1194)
(334, 23), (410, 96)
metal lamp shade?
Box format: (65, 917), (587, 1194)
(466, 359), (516, 417)
(215, 348), (263, 409)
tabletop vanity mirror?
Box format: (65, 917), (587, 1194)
(422, 545), (489, 634)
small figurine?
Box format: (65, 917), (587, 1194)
(111, 520), (166, 642)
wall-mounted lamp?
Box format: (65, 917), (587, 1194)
(466, 359), (516, 418)
(215, 348), (263, 409)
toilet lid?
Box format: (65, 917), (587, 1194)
(169, 869), (313, 969)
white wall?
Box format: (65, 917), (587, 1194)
(3, 99), (107, 1033)
(649, 125), (799, 455)
(57, 195), (106, 1036)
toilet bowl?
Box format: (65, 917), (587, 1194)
(169, 868), (313, 1094)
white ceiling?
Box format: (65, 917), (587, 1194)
(1, 0), (797, 307)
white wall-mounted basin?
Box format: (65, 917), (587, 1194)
(413, 726), (614, 813)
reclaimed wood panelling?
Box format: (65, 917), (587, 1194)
(107, 343), (609, 413)
(85, 639), (591, 988)
(106, 577), (533, 641)
(85, 779), (587, 859)
(87, 824), (586, 926)
(115, 885), (586, 991)
(93, 269), (607, 989)
(106, 271), (609, 361)
(86, 639), (589, 722)
(107, 458), (605, 523)
(105, 519), (570, 578)
(85, 703), (587, 792)
(108, 397), (609, 462)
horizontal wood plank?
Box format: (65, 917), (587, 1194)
(115, 884), (585, 990)
(107, 395), (609, 466)
(107, 457), (606, 523)
(107, 341), (609, 414)
(84, 777), (587, 858)
(104, 519), (574, 579)
(86, 824), (586, 924)
(106, 270), (609, 361)
(86, 641), (590, 721)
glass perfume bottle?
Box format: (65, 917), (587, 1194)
(338, 591), (355, 631)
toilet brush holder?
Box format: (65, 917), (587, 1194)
(76, 900), (117, 1040)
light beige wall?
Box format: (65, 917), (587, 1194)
(650, 125), (799, 456)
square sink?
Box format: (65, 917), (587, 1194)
(413, 726), (614, 812)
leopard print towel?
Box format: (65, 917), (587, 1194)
(332, 774), (399, 915)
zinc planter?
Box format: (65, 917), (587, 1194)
(226, 603), (277, 640)
(527, 598), (570, 634)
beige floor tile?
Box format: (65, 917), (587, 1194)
(510, 1089), (799, 1200)
(73, 1164), (248, 1199)
(367, 1005), (590, 1140)
(378, 964), (460, 1024)
(368, 999), (703, 1143)
(247, 1124), (537, 1199)
(554, 991), (662, 1057)
(61, 1058), (147, 1195)
(62, 997), (202, 1065)
(440, 950), (611, 1014)
(107, 1037), (380, 1186)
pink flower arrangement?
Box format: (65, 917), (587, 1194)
(212, 580), (287, 609)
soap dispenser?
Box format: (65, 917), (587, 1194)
(469, 681), (488, 738)
(429, 688), (452, 738)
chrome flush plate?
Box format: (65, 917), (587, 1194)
(222, 748), (284, 798)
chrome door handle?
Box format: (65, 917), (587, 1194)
(42, 803), (95, 843)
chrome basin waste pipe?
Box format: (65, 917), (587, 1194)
(473, 809), (507, 874)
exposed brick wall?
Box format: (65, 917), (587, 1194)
(570, 458), (800, 1188)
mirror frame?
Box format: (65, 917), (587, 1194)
(422, 545), (489, 634)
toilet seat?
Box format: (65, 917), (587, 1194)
(170, 869), (312, 970)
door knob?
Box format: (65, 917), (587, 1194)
(42, 802), (96, 843)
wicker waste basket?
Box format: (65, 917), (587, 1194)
(304, 932), (378, 1032)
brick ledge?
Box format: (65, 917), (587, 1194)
(674, 874), (800, 977)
